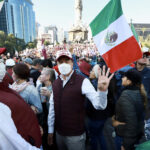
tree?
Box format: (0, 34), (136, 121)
(16, 38), (26, 52)
(27, 42), (35, 49)
(0, 30), (38, 55)
(0, 30), (27, 55)
(33, 39), (37, 46)
(44, 40), (50, 46)
(0, 31), (6, 47)
(145, 43), (150, 49)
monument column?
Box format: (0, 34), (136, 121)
(69, 0), (88, 42)
(75, 0), (82, 25)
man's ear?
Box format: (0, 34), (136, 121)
(127, 79), (132, 85)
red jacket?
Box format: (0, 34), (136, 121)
(0, 81), (42, 148)
(4, 68), (14, 85)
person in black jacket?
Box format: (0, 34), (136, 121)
(112, 69), (147, 150)
(30, 59), (41, 86)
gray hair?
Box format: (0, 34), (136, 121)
(93, 64), (100, 78)
(42, 68), (56, 83)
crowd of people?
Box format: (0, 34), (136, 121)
(0, 43), (150, 150)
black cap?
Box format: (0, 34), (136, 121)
(124, 69), (142, 85)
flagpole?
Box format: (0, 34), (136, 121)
(130, 18), (132, 27)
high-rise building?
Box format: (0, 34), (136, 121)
(44, 26), (58, 44)
(0, 0), (36, 43)
(57, 27), (64, 44)
(132, 23), (150, 39)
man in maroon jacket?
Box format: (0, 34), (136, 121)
(0, 62), (42, 148)
(48, 50), (113, 150)
(5, 58), (15, 85)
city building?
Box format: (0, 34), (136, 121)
(64, 31), (69, 42)
(0, 0), (36, 43)
(41, 33), (52, 44)
(132, 23), (150, 39)
(57, 27), (64, 44)
(35, 22), (40, 39)
(44, 25), (58, 44)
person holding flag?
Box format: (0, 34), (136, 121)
(41, 39), (47, 59)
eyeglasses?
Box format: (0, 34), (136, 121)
(143, 55), (147, 58)
(137, 62), (146, 66)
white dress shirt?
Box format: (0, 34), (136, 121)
(48, 71), (108, 133)
(0, 103), (40, 150)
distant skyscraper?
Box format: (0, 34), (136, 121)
(35, 22), (40, 38)
(0, 0), (36, 43)
(64, 31), (69, 42)
(57, 27), (64, 44)
(44, 26), (58, 44)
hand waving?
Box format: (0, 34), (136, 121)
(98, 66), (114, 91)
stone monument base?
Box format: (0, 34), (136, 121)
(68, 25), (88, 43)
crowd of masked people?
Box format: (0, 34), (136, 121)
(0, 46), (150, 150)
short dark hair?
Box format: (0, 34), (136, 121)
(40, 59), (53, 68)
(32, 59), (41, 66)
(124, 69), (142, 85)
(13, 63), (30, 80)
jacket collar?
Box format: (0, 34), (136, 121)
(124, 85), (140, 91)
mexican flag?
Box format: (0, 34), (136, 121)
(131, 22), (139, 43)
(90, 0), (142, 73)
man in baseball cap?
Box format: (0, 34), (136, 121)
(24, 57), (33, 65)
(48, 49), (114, 150)
(56, 49), (72, 61)
(53, 50), (73, 75)
(5, 58), (15, 67)
(5, 59), (15, 85)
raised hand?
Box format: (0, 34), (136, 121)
(97, 66), (114, 91)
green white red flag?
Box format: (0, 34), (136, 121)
(90, 0), (142, 73)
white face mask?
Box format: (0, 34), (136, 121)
(58, 63), (72, 75)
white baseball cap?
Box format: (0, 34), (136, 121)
(56, 50), (72, 61)
(5, 59), (15, 66)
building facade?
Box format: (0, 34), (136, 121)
(41, 33), (52, 44)
(35, 22), (40, 39)
(57, 27), (64, 44)
(132, 23), (150, 39)
(0, 0), (36, 43)
(44, 26), (58, 44)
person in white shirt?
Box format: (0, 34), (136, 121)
(0, 102), (40, 150)
(47, 50), (114, 150)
